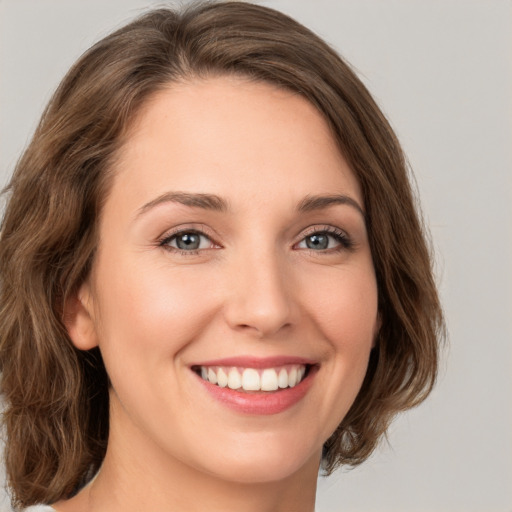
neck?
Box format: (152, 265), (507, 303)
(90, 450), (319, 512)
(55, 397), (320, 512)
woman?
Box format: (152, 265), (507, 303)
(0, 2), (444, 511)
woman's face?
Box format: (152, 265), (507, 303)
(73, 76), (379, 484)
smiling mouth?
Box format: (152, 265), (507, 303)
(192, 364), (311, 392)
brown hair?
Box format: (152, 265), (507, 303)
(0, 1), (444, 508)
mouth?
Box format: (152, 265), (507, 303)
(191, 364), (312, 393)
(190, 356), (318, 414)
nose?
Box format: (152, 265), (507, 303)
(223, 248), (296, 338)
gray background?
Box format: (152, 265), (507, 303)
(1, 0), (511, 511)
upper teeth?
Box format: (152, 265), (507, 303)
(199, 365), (307, 391)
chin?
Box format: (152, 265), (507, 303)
(192, 435), (322, 485)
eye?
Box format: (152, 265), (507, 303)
(296, 228), (352, 252)
(160, 230), (215, 252)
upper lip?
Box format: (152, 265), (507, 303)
(191, 355), (317, 369)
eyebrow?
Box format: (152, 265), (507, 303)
(136, 192), (228, 218)
(135, 191), (364, 219)
(297, 194), (365, 218)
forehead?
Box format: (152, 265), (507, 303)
(110, 76), (362, 213)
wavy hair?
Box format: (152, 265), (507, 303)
(0, 1), (444, 507)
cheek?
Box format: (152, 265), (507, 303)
(93, 253), (221, 365)
(294, 261), (378, 439)
(301, 262), (379, 348)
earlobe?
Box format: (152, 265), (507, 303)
(62, 282), (99, 350)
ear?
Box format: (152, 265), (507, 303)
(62, 281), (99, 350)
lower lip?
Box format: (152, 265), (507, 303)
(195, 367), (317, 415)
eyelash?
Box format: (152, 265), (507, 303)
(158, 228), (218, 256)
(297, 226), (354, 253)
(157, 225), (353, 256)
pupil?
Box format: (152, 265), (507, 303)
(177, 233), (200, 250)
(306, 234), (328, 250)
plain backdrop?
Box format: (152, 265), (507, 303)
(0, 1), (511, 511)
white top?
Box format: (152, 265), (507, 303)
(22, 506), (56, 512)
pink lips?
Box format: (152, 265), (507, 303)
(192, 356), (318, 415)
(193, 355), (315, 368)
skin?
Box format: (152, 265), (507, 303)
(59, 76), (379, 512)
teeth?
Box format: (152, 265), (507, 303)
(278, 368), (288, 388)
(207, 368), (217, 385)
(228, 368), (242, 389)
(217, 368), (228, 388)
(198, 364), (308, 392)
(288, 367), (298, 387)
(260, 369), (278, 391)
(242, 369), (260, 391)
